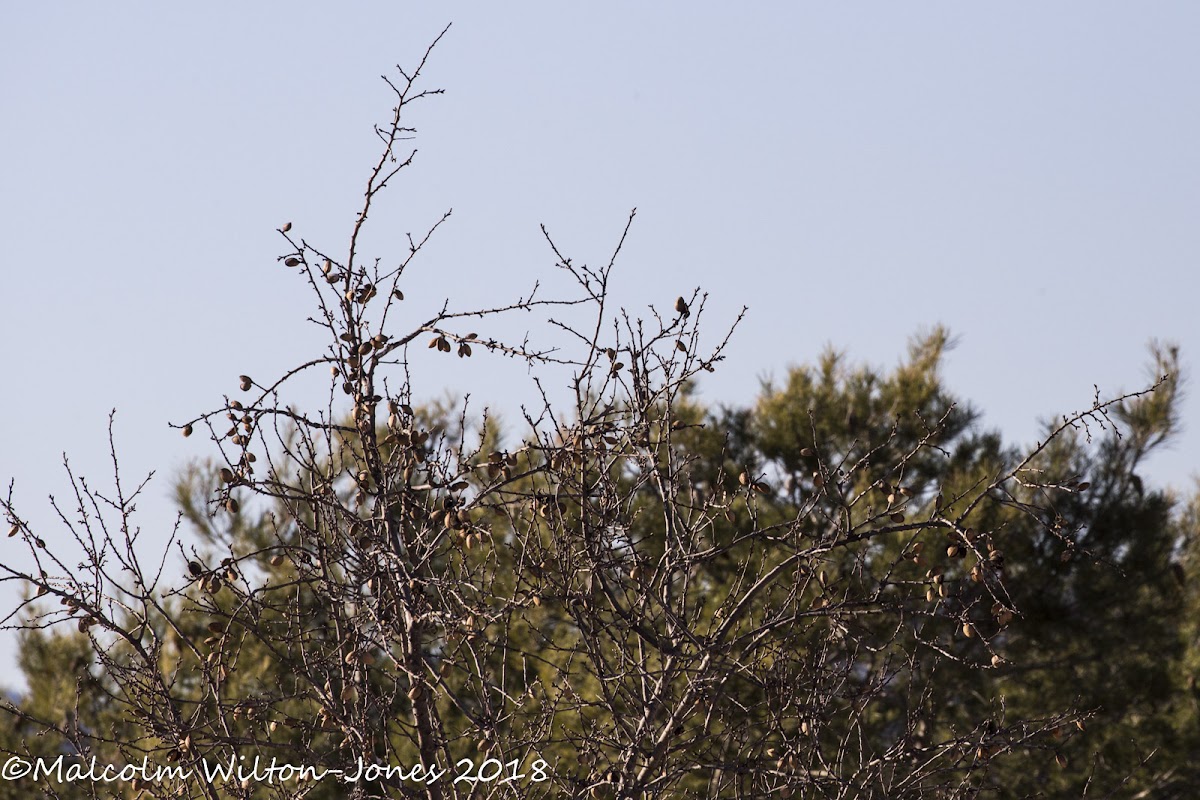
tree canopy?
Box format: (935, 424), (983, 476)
(1, 37), (1196, 800)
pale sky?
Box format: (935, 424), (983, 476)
(2, 4), (1198, 684)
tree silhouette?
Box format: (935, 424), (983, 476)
(1, 31), (1193, 800)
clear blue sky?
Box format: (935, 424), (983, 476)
(2, 4), (1198, 683)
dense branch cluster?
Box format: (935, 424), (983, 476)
(1, 32), (1192, 800)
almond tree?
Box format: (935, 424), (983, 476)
(0, 32), (1187, 800)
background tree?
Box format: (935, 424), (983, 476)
(1, 34), (1196, 800)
